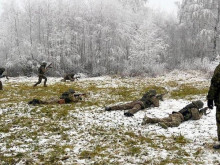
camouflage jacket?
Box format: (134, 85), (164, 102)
(139, 96), (159, 109)
(64, 74), (75, 80)
(207, 63), (220, 106)
(178, 102), (200, 121)
(38, 65), (46, 75)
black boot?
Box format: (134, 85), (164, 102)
(105, 107), (112, 111)
(28, 100), (33, 104)
(124, 112), (134, 117)
(213, 144), (220, 149)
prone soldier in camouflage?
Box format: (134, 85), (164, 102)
(33, 62), (51, 87)
(0, 68), (9, 90)
(61, 73), (76, 82)
(28, 89), (85, 105)
(207, 63), (220, 149)
(105, 90), (164, 117)
(142, 100), (207, 128)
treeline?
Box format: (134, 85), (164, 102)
(0, 0), (218, 77)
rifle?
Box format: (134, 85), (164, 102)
(46, 63), (52, 70)
(199, 107), (209, 116)
(44, 63), (52, 74)
(156, 92), (167, 101)
(74, 75), (81, 80)
(74, 93), (86, 97)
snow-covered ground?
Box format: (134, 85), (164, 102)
(0, 70), (220, 164)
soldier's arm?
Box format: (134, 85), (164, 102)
(1, 71), (9, 79)
(190, 108), (201, 120)
(150, 96), (159, 107)
(68, 75), (74, 81)
(207, 79), (218, 100)
(207, 65), (220, 100)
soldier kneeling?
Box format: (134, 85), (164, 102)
(142, 100), (207, 128)
(61, 73), (80, 82)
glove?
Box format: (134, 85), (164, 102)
(208, 99), (214, 109)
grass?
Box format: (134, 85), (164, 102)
(171, 84), (208, 99)
(79, 145), (108, 159)
(172, 134), (190, 144)
(0, 76), (213, 164)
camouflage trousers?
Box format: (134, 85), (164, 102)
(110, 101), (143, 115)
(34, 75), (47, 87)
(0, 81), (2, 90)
(41, 97), (60, 104)
(29, 97), (60, 105)
(143, 112), (184, 127)
(216, 106), (220, 141)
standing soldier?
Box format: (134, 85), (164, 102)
(0, 68), (9, 90)
(33, 62), (51, 87)
(105, 90), (164, 117)
(207, 63), (220, 149)
(142, 100), (206, 128)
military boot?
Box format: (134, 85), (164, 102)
(142, 117), (154, 125)
(105, 107), (112, 111)
(124, 112), (134, 117)
(213, 144), (220, 149)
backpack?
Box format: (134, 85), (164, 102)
(60, 92), (72, 103)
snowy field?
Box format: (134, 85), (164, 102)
(0, 70), (220, 165)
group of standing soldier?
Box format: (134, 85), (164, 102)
(1, 61), (220, 149)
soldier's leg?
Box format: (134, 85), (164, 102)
(108, 102), (134, 111)
(160, 120), (181, 128)
(125, 104), (142, 116)
(216, 107), (220, 141)
(33, 76), (42, 87)
(159, 115), (182, 128)
(214, 106), (220, 149)
(42, 75), (47, 87)
(0, 81), (2, 90)
(142, 116), (169, 125)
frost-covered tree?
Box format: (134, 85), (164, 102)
(178, 0), (220, 59)
(0, 0), (169, 76)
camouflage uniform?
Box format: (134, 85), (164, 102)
(207, 63), (220, 148)
(28, 89), (83, 105)
(34, 63), (47, 87)
(142, 100), (204, 128)
(0, 68), (9, 90)
(62, 73), (75, 82)
(106, 90), (161, 117)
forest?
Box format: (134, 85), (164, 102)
(0, 0), (219, 76)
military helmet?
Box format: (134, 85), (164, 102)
(42, 62), (47, 66)
(141, 89), (157, 101)
(61, 92), (69, 97)
(192, 100), (204, 109)
(145, 89), (156, 97)
(68, 89), (75, 94)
